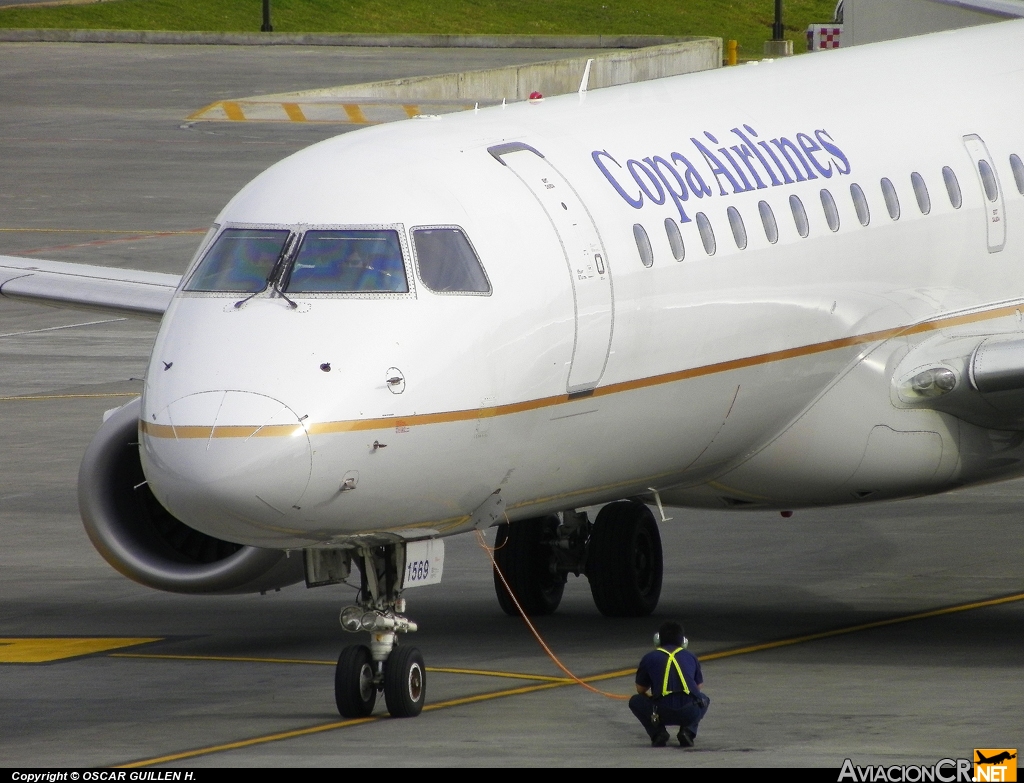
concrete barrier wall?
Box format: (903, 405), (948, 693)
(270, 38), (722, 102)
(0, 29), (711, 49)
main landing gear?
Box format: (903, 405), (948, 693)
(336, 544), (425, 718)
(492, 499), (663, 618)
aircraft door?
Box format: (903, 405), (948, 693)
(962, 134), (1006, 253)
(488, 142), (613, 393)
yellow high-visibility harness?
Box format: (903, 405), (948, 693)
(657, 647), (691, 698)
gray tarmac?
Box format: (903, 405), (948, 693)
(1, 42), (1022, 769)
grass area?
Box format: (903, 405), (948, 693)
(0, 0), (838, 55)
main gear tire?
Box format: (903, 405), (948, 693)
(492, 514), (565, 616)
(383, 645), (426, 718)
(335, 644), (377, 717)
(587, 500), (663, 617)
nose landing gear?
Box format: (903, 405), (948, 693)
(336, 544), (426, 718)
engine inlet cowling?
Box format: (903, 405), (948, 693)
(78, 397), (303, 594)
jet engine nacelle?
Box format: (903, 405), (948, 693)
(78, 397), (304, 594)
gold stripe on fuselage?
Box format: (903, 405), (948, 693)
(138, 302), (1021, 441)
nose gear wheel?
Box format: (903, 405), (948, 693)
(384, 644), (426, 718)
(335, 644), (376, 718)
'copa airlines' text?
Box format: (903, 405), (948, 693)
(592, 124), (851, 223)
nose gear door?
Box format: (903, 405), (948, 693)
(489, 141), (613, 394)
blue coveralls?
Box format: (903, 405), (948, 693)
(629, 646), (710, 741)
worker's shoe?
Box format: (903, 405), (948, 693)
(678, 728), (695, 748)
(651, 728), (670, 747)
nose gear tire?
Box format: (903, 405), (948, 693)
(492, 515), (565, 616)
(384, 645), (426, 718)
(335, 644), (377, 718)
(586, 500), (663, 617)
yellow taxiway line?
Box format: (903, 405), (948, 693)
(0, 392), (140, 401)
(114, 650), (577, 679)
(113, 589), (1024, 767)
(0, 637), (161, 663)
(111, 652), (574, 683)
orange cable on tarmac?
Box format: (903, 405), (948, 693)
(475, 527), (630, 701)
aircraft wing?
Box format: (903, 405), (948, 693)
(0, 255), (180, 320)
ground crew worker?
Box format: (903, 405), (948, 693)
(629, 621), (710, 747)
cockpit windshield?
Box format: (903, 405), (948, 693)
(184, 228), (289, 293)
(284, 229), (408, 293)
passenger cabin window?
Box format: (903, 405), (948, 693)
(758, 200), (779, 244)
(633, 223), (654, 267)
(978, 159), (999, 202)
(910, 172), (931, 215)
(696, 212), (716, 255)
(664, 218), (685, 261)
(727, 207), (747, 250)
(287, 229), (408, 293)
(942, 167), (962, 209)
(1011, 154), (1024, 195)
(850, 183), (870, 226)
(789, 195), (809, 238)
(185, 228), (290, 293)
(881, 178), (901, 220)
(411, 227), (489, 293)
(820, 189), (840, 232)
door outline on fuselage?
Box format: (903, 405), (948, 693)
(962, 134), (1006, 253)
(488, 141), (614, 394)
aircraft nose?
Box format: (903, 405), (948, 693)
(141, 390), (312, 537)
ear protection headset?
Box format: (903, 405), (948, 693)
(653, 632), (688, 649)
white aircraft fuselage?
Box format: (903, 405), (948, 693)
(136, 21), (1024, 550)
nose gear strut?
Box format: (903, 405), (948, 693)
(335, 543), (425, 718)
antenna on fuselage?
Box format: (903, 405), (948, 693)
(578, 58), (594, 94)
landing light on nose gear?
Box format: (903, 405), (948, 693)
(326, 542), (436, 718)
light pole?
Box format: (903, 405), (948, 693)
(764, 0), (792, 56)
(261, 0), (273, 32)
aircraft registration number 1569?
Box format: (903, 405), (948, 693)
(402, 539), (444, 589)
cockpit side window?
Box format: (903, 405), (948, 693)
(184, 228), (290, 293)
(411, 227), (491, 294)
(284, 229), (408, 293)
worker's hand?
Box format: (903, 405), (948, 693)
(635, 684), (650, 696)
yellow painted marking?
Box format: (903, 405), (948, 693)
(343, 104), (368, 124)
(0, 228), (204, 234)
(697, 589), (1024, 662)
(111, 589), (1024, 766)
(0, 392), (139, 402)
(402, 104), (420, 118)
(185, 101), (223, 121)
(282, 103), (306, 122)
(118, 716), (379, 767)
(222, 102), (246, 121)
(117, 677), (579, 768)
(0, 637), (161, 663)
(111, 653), (570, 682)
(138, 301), (1022, 441)
(426, 666), (569, 682)
(585, 590), (1024, 681)
(111, 653), (334, 666)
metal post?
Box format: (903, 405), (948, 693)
(261, 0), (273, 32)
(773, 0), (784, 40)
